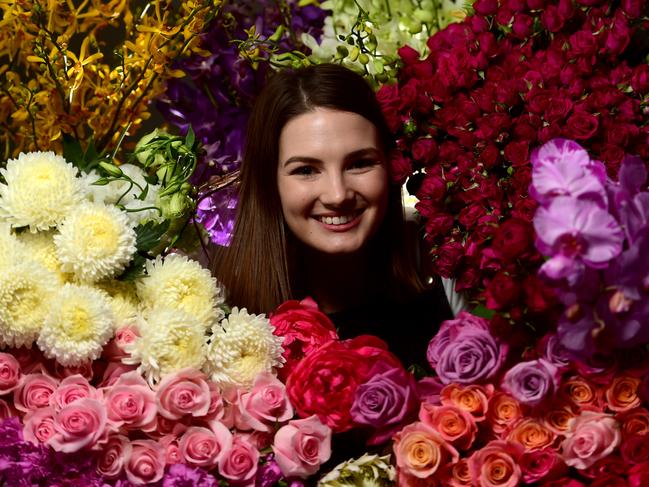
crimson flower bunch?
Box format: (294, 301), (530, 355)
(379, 0), (649, 340)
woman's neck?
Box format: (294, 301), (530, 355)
(300, 248), (378, 314)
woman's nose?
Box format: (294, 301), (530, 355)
(319, 172), (354, 206)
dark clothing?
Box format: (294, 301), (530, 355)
(327, 280), (454, 369)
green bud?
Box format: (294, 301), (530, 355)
(98, 161), (123, 177)
(92, 177), (110, 186)
(268, 24), (285, 43)
(358, 53), (370, 65)
(158, 193), (192, 220)
(373, 58), (384, 74)
(348, 46), (360, 62)
(336, 45), (349, 58)
(413, 9), (434, 24)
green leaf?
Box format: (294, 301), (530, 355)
(62, 134), (84, 169)
(185, 125), (195, 149)
(471, 304), (496, 320)
(117, 254), (147, 281)
(135, 220), (170, 252)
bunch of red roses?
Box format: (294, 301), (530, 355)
(378, 0), (649, 341)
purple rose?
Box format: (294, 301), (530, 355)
(350, 363), (418, 445)
(540, 333), (572, 370)
(427, 312), (508, 385)
(501, 359), (559, 407)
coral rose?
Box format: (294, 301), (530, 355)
(606, 376), (641, 412)
(419, 402), (477, 451)
(440, 384), (493, 422)
(487, 392), (523, 435)
(506, 417), (556, 451)
(469, 440), (524, 487)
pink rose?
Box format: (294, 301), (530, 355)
(153, 414), (191, 438)
(97, 435), (131, 479)
(48, 398), (108, 452)
(126, 439), (166, 485)
(393, 421), (459, 479)
(50, 374), (101, 411)
(239, 372), (293, 433)
(204, 380), (225, 421)
(0, 352), (21, 395)
(103, 325), (140, 361)
(156, 368), (211, 420)
(179, 424), (233, 469)
(520, 448), (566, 483)
(103, 371), (156, 430)
(561, 411), (621, 469)
(23, 406), (56, 444)
(14, 373), (59, 412)
(159, 435), (183, 464)
(219, 434), (260, 485)
(469, 440), (523, 487)
(273, 415), (332, 478)
(100, 362), (138, 387)
(53, 360), (93, 380)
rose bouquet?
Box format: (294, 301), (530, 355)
(379, 0), (649, 340)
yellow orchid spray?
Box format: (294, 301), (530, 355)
(0, 0), (221, 161)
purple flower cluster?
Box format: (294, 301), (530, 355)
(531, 138), (649, 356)
(157, 1), (327, 245)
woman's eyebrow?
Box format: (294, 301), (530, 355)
(344, 147), (382, 160)
(282, 156), (322, 167)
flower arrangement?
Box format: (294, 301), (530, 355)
(380, 0), (649, 340)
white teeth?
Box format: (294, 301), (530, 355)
(319, 214), (355, 225)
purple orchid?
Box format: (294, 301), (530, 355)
(530, 138), (608, 208)
(607, 154), (649, 244)
(534, 196), (624, 270)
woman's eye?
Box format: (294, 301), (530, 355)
(349, 159), (377, 170)
(290, 165), (317, 176)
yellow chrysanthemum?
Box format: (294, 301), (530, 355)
(38, 283), (115, 366)
(125, 307), (207, 385)
(0, 223), (21, 269)
(205, 307), (285, 389)
(136, 254), (225, 329)
(0, 152), (86, 231)
(17, 231), (71, 284)
(96, 280), (140, 329)
(0, 259), (59, 348)
(54, 202), (137, 282)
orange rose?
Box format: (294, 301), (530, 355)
(487, 392), (523, 436)
(419, 402), (477, 451)
(393, 421), (459, 480)
(543, 402), (577, 435)
(506, 417), (556, 451)
(617, 407), (649, 439)
(561, 376), (602, 410)
(440, 384), (494, 422)
(606, 376), (640, 412)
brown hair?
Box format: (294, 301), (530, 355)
(211, 63), (424, 314)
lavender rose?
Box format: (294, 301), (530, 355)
(427, 312), (508, 385)
(502, 359), (559, 407)
(350, 363), (418, 444)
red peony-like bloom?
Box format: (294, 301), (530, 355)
(269, 297), (338, 382)
(285, 336), (402, 432)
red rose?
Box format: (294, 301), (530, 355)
(417, 173), (446, 202)
(485, 272), (521, 309)
(604, 14), (631, 56)
(622, 0), (644, 18)
(398, 78), (420, 110)
(631, 64), (649, 93)
(424, 212), (455, 238)
(492, 218), (532, 261)
(511, 198), (538, 222)
(629, 462), (649, 487)
(590, 476), (627, 487)
(270, 297), (338, 382)
(434, 240), (463, 277)
(541, 6), (565, 32)
(557, 0), (576, 19)
(512, 14), (534, 39)
(504, 141), (530, 167)
(620, 435), (649, 464)
(569, 30), (599, 57)
(411, 138), (438, 165)
(473, 0), (499, 16)
(523, 275), (556, 312)
(565, 112), (599, 140)
(388, 152), (413, 184)
(398, 45), (420, 65)
(286, 336), (401, 432)
(480, 144), (501, 169)
(458, 204), (487, 229)
(542, 479), (586, 487)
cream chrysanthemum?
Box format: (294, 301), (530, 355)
(17, 231), (71, 283)
(96, 280), (140, 329)
(38, 284), (114, 366)
(125, 307), (207, 385)
(0, 151), (85, 231)
(205, 307), (285, 389)
(0, 260), (59, 347)
(0, 223), (21, 269)
(136, 254), (225, 329)
(54, 202), (137, 282)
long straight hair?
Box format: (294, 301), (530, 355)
(212, 64), (424, 314)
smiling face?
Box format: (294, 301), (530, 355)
(277, 108), (390, 255)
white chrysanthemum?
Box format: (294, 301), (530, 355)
(17, 231), (71, 283)
(0, 260), (59, 347)
(54, 202), (137, 282)
(136, 254), (225, 329)
(126, 307), (207, 385)
(0, 223), (21, 269)
(205, 307), (284, 389)
(38, 283), (114, 366)
(96, 280), (140, 329)
(85, 165), (162, 225)
(0, 151), (85, 231)
(318, 454), (396, 487)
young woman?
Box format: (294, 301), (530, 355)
(212, 63), (454, 366)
